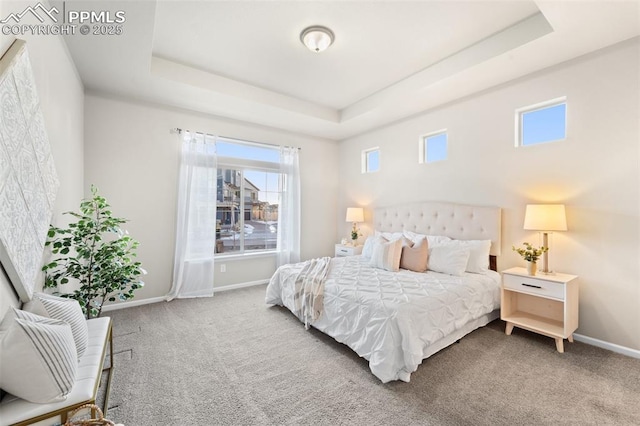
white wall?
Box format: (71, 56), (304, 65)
(337, 38), (640, 351)
(0, 1), (84, 318)
(83, 94), (339, 301)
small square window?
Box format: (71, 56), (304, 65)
(516, 97), (566, 146)
(419, 131), (447, 163)
(362, 148), (380, 173)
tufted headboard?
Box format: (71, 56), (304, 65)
(373, 201), (502, 266)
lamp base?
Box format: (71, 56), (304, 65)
(540, 232), (554, 276)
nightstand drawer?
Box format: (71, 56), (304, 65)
(503, 274), (565, 300)
(335, 247), (351, 256)
(335, 244), (362, 257)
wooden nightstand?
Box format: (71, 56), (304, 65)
(334, 244), (363, 257)
(501, 267), (579, 353)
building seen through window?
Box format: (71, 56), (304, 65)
(215, 140), (281, 255)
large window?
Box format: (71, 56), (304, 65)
(516, 97), (567, 146)
(419, 130), (447, 163)
(216, 139), (281, 256)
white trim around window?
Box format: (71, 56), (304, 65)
(419, 129), (448, 164)
(515, 96), (567, 147)
(361, 147), (380, 173)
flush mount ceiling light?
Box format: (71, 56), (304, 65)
(300, 26), (335, 53)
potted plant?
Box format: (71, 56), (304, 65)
(512, 242), (548, 276)
(351, 227), (361, 245)
(42, 186), (145, 318)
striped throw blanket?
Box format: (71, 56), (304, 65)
(291, 257), (332, 329)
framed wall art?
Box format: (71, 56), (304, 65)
(0, 39), (59, 302)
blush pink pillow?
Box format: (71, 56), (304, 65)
(400, 237), (429, 272)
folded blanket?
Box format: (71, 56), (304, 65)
(291, 257), (332, 329)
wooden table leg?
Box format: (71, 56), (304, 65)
(555, 338), (564, 353)
(568, 334), (574, 343)
(505, 322), (514, 336)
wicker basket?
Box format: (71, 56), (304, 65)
(64, 404), (116, 426)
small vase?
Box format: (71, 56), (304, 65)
(526, 261), (537, 276)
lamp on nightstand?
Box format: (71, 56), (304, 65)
(523, 204), (567, 274)
(345, 207), (364, 245)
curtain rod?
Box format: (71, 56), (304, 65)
(170, 128), (301, 150)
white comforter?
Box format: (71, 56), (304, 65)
(266, 255), (501, 383)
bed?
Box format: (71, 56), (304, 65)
(266, 201), (502, 383)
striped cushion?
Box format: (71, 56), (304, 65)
(24, 292), (89, 359)
(0, 309), (78, 403)
(369, 237), (403, 272)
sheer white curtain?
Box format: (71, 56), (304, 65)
(167, 131), (217, 300)
(277, 146), (301, 266)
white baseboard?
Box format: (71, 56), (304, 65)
(573, 333), (640, 359)
(99, 280), (269, 312)
(101, 296), (166, 312)
(213, 279), (269, 293)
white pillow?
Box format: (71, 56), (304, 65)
(0, 309), (78, 403)
(374, 230), (403, 241)
(24, 292), (89, 359)
(369, 237), (403, 272)
(403, 230), (451, 246)
(361, 235), (382, 259)
(453, 239), (492, 274)
(428, 244), (470, 276)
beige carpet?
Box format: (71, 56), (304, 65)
(101, 284), (640, 425)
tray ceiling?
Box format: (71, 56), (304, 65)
(56, 1), (640, 140)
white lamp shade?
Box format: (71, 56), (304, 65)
(345, 207), (364, 223)
(523, 204), (567, 231)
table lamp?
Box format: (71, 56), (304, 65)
(345, 207), (364, 245)
(523, 204), (567, 274)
